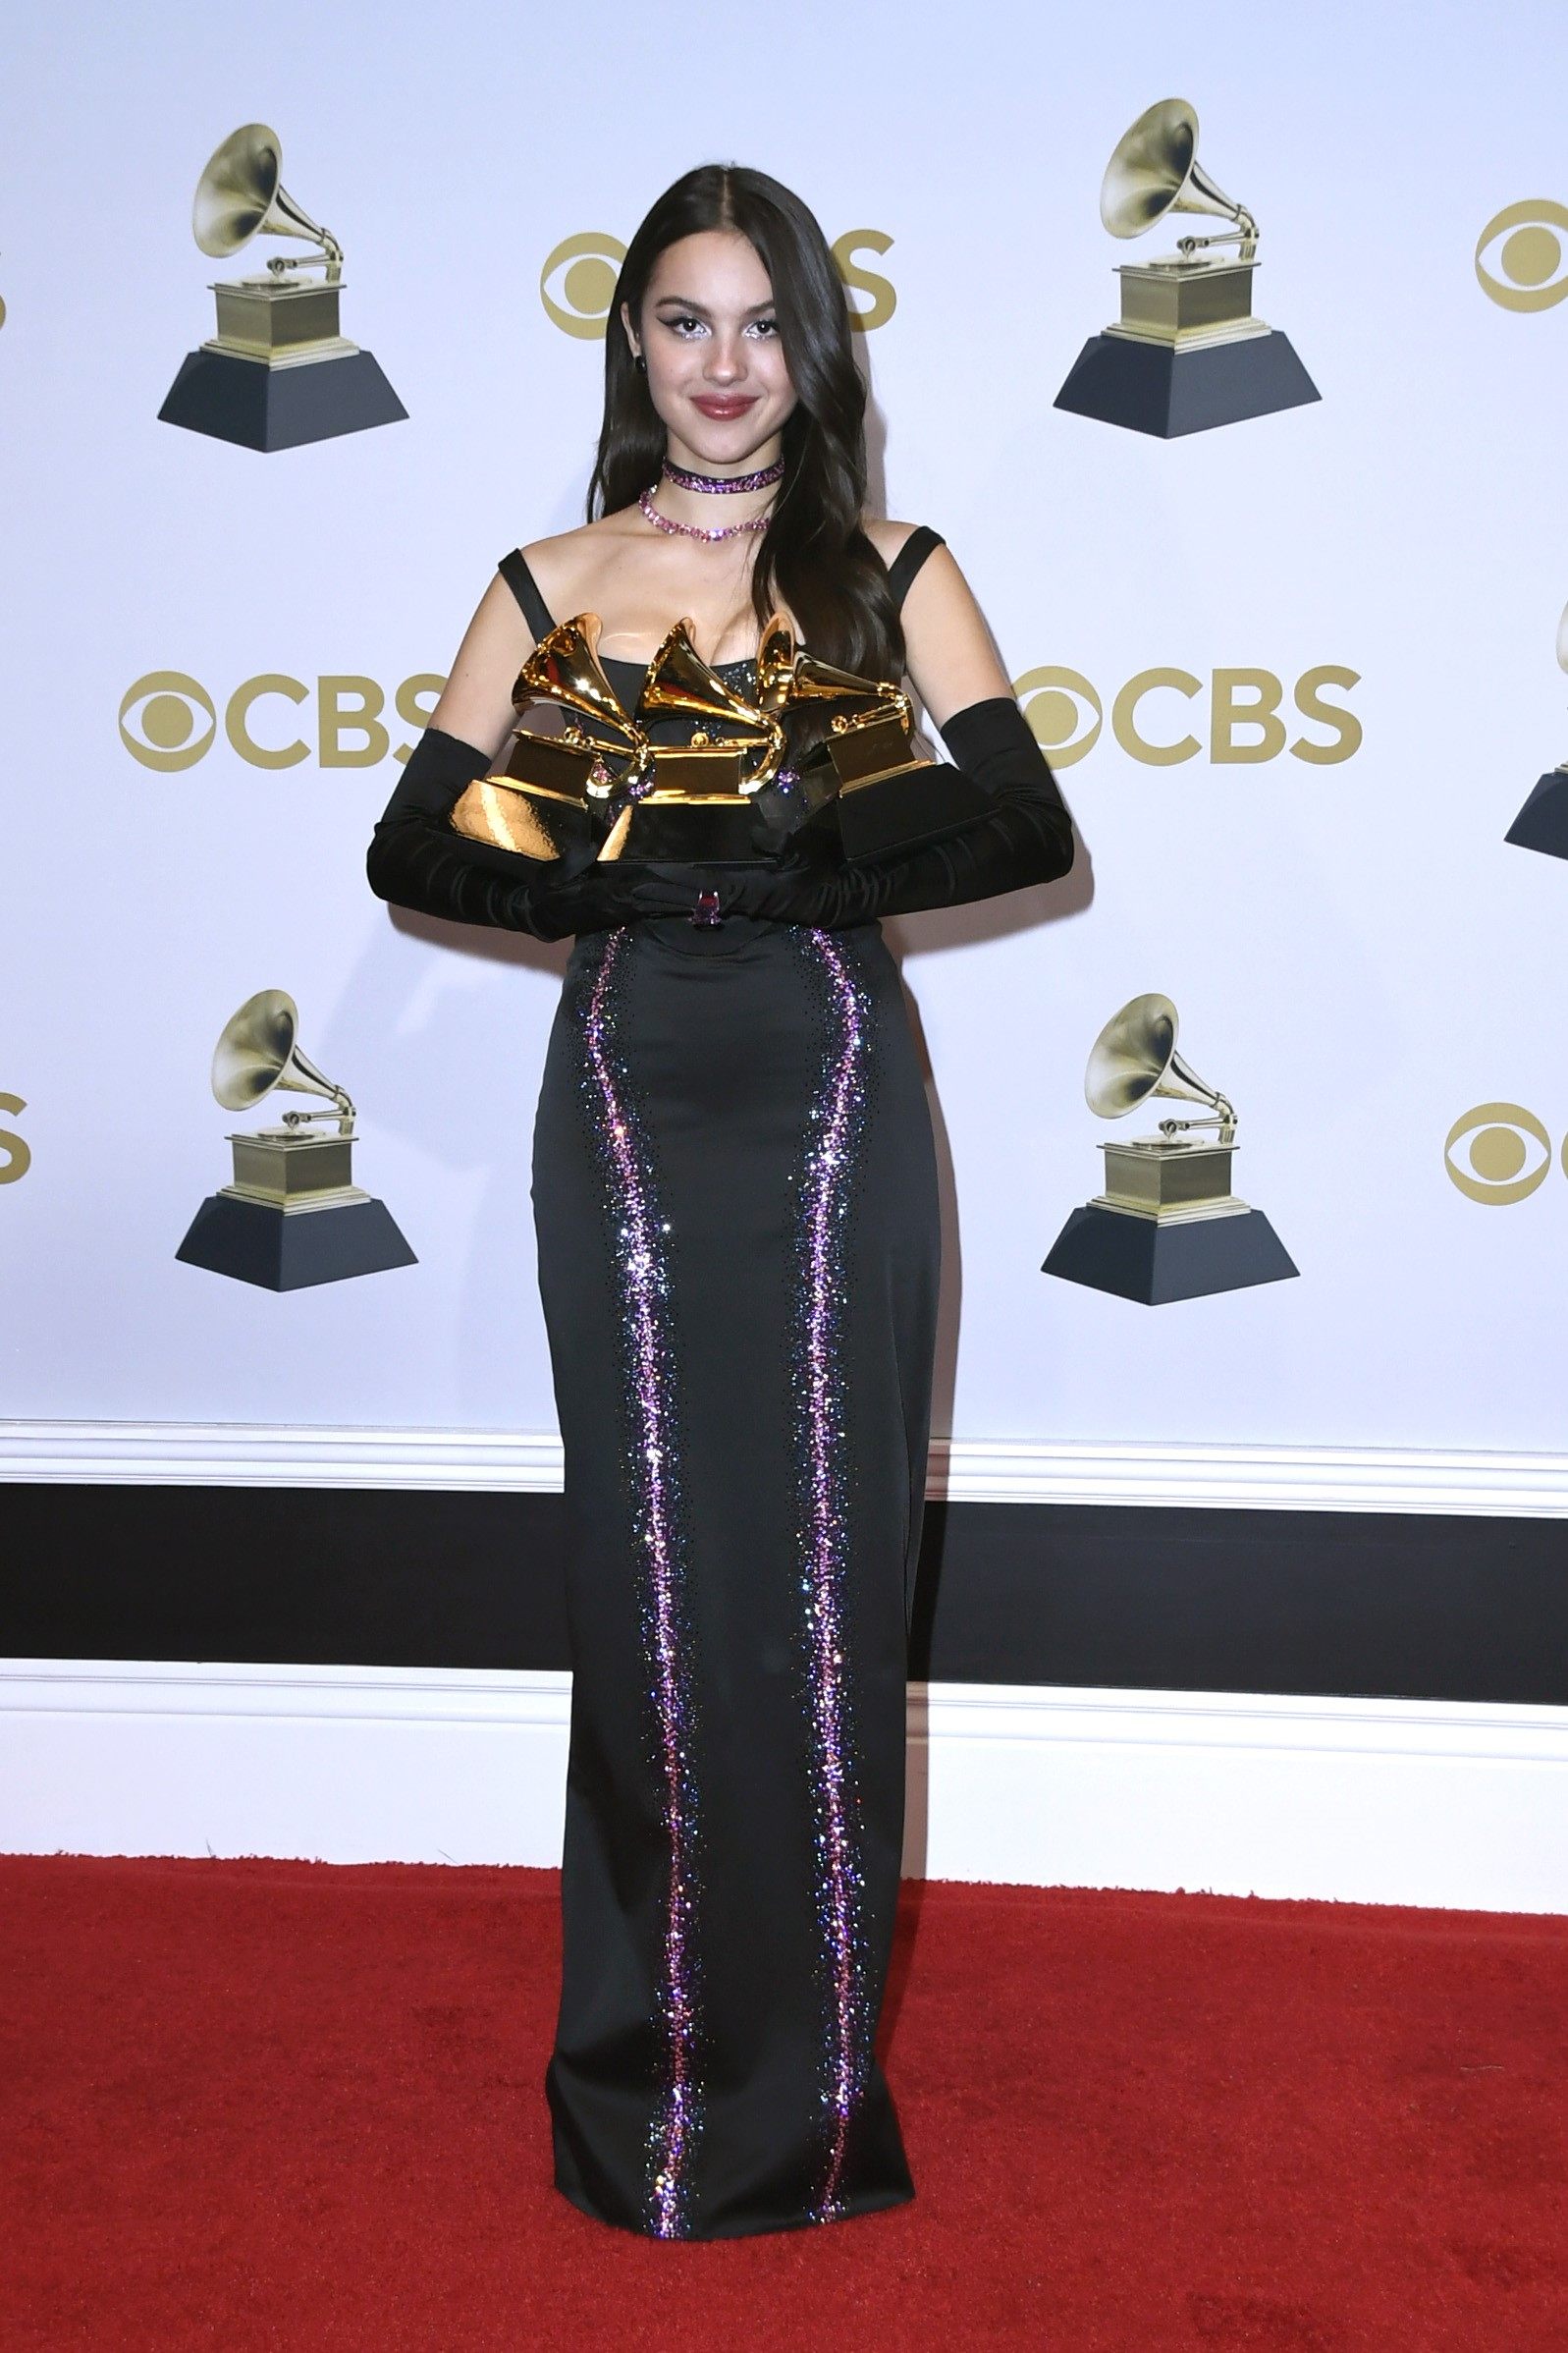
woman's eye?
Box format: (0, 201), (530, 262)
(746, 317), (779, 339)
(665, 314), (708, 338)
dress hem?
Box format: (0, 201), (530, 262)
(550, 2174), (916, 2243)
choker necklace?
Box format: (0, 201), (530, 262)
(662, 455), (784, 495)
(638, 485), (773, 542)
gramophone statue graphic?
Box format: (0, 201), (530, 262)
(1042, 993), (1298, 1303)
(159, 122), (406, 452)
(1504, 598), (1568, 862)
(450, 609), (954, 864)
(1054, 98), (1320, 439)
(176, 990), (416, 1290)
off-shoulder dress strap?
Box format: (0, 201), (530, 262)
(884, 524), (946, 613)
(496, 548), (557, 643)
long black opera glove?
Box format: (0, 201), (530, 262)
(365, 700), (1075, 939)
(364, 726), (608, 941)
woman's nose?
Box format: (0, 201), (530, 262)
(704, 337), (744, 383)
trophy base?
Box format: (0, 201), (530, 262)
(452, 777), (600, 862)
(158, 347), (408, 452)
(176, 1192), (417, 1290)
(1041, 1202), (1298, 1304)
(617, 799), (768, 861)
(837, 759), (993, 860)
(1504, 770), (1568, 861)
(1053, 329), (1320, 439)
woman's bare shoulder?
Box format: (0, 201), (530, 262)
(518, 509), (642, 612)
(861, 518), (924, 566)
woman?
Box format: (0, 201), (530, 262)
(367, 162), (1074, 2241)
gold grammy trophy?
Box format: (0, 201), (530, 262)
(1054, 97), (1319, 438)
(159, 123), (406, 451)
(453, 614), (649, 861)
(446, 609), (984, 866)
(609, 619), (789, 861)
(1505, 598), (1568, 862)
(1041, 992), (1297, 1303)
(754, 618), (986, 859)
(176, 990), (416, 1290)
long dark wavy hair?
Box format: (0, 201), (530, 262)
(587, 163), (902, 689)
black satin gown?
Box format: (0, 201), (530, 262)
(533, 641), (937, 2240)
(364, 529), (1075, 2242)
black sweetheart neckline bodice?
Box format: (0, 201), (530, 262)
(598, 652), (758, 694)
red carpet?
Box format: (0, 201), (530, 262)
(3, 1860), (1565, 2349)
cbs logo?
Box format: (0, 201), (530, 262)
(119, 673), (444, 771)
(0, 1095), (29, 1185)
(539, 230), (896, 337)
(1475, 201), (1568, 310)
(1013, 666), (1361, 768)
(1444, 1104), (1568, 1205)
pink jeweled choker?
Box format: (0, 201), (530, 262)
(638, 486), (773, 542)
(663, 455), (784, 495)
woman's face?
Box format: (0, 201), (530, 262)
(623, 230), (797, 471)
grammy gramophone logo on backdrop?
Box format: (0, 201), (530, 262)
(160, 123), (406, 454)
(1041, 994), (1298, 1306)
(1504, 598), (1568, 861)
(1054, 97), (1319, 440)
(176, 991), (414, 1291)
(539, 230), (896, 335)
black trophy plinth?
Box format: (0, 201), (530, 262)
(176, 1193), (416, 1290)
(159, 348), (407, 452)
(1054, 331), (1320, 439)
(1042, 1204), (1298, 1304)
(1505, 771), (1568, 861)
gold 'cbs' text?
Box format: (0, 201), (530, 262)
(0, 1095), (30, 1184)
(122, 666), (1363, 773)
(119, 674), (444, 770)
(1014, 666), (1362, 767)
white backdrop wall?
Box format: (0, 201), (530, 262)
(5, 0), (1568, 1462)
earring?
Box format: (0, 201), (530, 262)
(633, 352), (646, 373)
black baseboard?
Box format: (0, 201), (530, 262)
(3, 1485), (1565, 1705)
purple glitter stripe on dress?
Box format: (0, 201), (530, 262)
(579, 928), (703, 2238)
(791, 928), (876, 2221)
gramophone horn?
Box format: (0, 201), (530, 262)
(191, 123), (341, 265)
(754, 611), (799, 710)
(1100, 98), (1252, 246)
(637, 619), (784, 783)
(211, 989), (352, 1121)
(513, 613), (642, 753)
(1084, 991), (1228, 1125)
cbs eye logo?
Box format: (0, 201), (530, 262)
(1475, 201), (1568, 310)
(1444, 1103), (1565, 1204)
(1013, 665), (1362, 768)
(539, 229), (895, 337)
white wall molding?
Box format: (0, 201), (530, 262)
(5, 1420), (1568, 1516)
(4, 1661), (1564, 1914)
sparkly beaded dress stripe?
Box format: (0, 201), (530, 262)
(518, 541), (942, 2238)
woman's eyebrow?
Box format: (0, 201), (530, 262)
(651, 295), (775, 316)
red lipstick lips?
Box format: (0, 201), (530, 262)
(691, 395), (757, 418)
